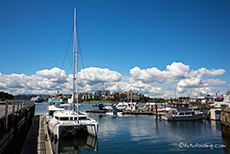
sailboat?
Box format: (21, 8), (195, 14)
(48, 8), (98, 140)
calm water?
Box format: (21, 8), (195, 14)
(35, 102), (230, 154)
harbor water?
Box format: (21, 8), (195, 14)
(35, 102), (230, 154)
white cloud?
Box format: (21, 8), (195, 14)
(197, 68), (226, 76)
(0, 62), (227, 97)
(36, 67), (67, 83)
(130, 62), (226, 96)
(78, 67), (122, 85)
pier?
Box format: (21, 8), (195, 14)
(0, 100), (53, 154)
(86, 109), (166, 116)
(0, 100), (35, 154)
(22, 115), (52, 154)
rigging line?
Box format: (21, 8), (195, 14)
(76, 27), (87, 90)
(77, 27), (85, 70)
(55, 26), (74, 93)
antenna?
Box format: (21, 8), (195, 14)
(102, 82), (104, 91)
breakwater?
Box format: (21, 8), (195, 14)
(0, 100), (35, 154)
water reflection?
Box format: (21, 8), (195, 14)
(51, 135), (98, 154)
(221, 124), (230, 154)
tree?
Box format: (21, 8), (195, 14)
(140, 95), (153, 102)
(0, 91), (14, 101)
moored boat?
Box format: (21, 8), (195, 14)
(31, 95), (43, 102)
(45, 98), (65, 122)
(48, 110), (98, 139)
(161, 107), (203, 121)
(48, 8), (98, 139)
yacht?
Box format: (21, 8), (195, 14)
(161, 107), (203, 121)
(104, 102), (127, 111)
(105, 104), (124, 116)
(48, 110), (98, 139)
(31, 95), (43, 102)
(45, 98), (65, 122)
(48, 8), (98, 139)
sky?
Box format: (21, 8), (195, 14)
(0, 0), (230, 98)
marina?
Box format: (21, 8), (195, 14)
(40, 102), (230, 154)
(0, 100), (230, 154)
(1, 2), (230, 154)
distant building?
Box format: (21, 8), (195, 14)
(61, 90), (142, 102)
(94, 90), (110, 100)
(110, 90), (141, 102)
(79, 93), (94, 101)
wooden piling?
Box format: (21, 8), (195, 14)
(155, 103), (158, 120)
(4, 101), (9, 131)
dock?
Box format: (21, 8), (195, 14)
(22, 115), (52, 154)
(0, 100), (35, 154)
(86, 109), (166, 115)
(0, 100), (52, 154)
(86, 109), (107, 113)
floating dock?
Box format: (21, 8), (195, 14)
(22, 115), (52, 154)
(86, 109), (165, 115)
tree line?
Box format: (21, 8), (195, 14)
(0, 91), (14, 101)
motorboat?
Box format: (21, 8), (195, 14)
(45, 98), (65, 122)
(104, 102), (127, 111)
(105, 111), (124, 117)
(144, 102), (171, 113)
(31, 95), (43, 102)
(161, 107), (203, 121)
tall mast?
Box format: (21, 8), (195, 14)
(75, 8), (79, 118)
(72, 8), (77, 114)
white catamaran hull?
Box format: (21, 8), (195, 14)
(48, 120), (98, 139)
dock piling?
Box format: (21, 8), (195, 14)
(155, 104), (158, 120)
(4, 101), (9, 131)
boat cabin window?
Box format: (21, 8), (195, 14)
(79, 117), (87, 120)
(185, 112), (191, 115)
(74, 117), (87, 120)
(179, 113), (184, 115)
(60, 117), (69, 121)
(55, 116), (59, 120)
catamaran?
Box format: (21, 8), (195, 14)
(48, 8), (98, 140)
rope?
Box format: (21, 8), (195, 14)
(76, 27), (88, 92)
(55, 26), (74, 93)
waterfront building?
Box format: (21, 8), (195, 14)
(79, 93), (94, 101)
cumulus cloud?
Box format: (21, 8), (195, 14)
(78, 67), (122, 85)
(0, 62), (227, 97)
(36, 67), (67, 83)
(130, 62), (226, 95)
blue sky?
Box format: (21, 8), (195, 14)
(0, 0), (230, 97)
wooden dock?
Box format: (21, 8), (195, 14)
(22, 115), (53, 154)
(0, 100), (35, 154)
(86, 109), (166, 115)
(86, 109), (107, 113)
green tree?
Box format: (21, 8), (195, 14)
(0, 91), (14, 101)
